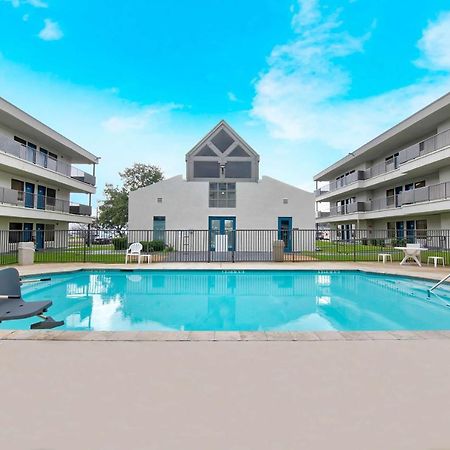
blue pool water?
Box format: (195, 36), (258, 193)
(2, 270), (450, 332)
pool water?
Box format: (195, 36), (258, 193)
(3, 270), (450, 332)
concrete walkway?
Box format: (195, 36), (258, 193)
(1, 339), (450, 450)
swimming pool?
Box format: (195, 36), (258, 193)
(2, 269), (450, 332)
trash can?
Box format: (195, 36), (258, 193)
(18, 242), (35, 266)
(272, 240), (285, 262)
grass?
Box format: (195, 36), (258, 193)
(1, 240), (449, 265)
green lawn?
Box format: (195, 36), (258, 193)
(1, 240), (448, 265)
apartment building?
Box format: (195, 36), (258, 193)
(314, 92), (450, 240)
(0, 97), (98, 249)
(129, 120), (314, 252)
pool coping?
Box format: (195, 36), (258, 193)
(2, 329), (450, 341)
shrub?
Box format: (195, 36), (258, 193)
(140, 240), (166, 252)
(112, 237), (128, 250)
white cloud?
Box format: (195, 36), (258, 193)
(4, 0), (47, 7)
(227, 91), (238, 102)
(38, 18), (63, 41)
(26, 0), (47, 6)
(416, 11), (450, 71)
(101, 103), (183, 133)
(251, 1), (450, 153)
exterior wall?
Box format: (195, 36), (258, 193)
(0, 108), (96, 228)
(129, 175), (315, 251)
(316, 112), (450, 230)
(0, 217), (69, 253)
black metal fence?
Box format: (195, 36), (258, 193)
(1, 228), (450, 265)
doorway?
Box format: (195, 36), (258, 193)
(208, 216), (236, 251)
(278, 217), (293, 252)
(36, 223), (45, 250)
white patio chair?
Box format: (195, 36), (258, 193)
(125, 242), (143, 264)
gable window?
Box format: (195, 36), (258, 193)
(209, 183), (236, 208)
(193, 161), (220, 178)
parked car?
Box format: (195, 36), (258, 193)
(85, 233), (113, 245)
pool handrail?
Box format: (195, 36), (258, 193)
(428, 273), (450, 297)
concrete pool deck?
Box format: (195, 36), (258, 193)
(2, 338), (450, 450)
(2, 261), (450, 449)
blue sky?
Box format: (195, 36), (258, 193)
(1, 0), (450, 205)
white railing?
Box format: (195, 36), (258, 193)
(0, 134), (95, 186)
(316, 128), (450, 196)
(0, 187), (92, 216)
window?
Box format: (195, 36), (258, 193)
(11, 179), (24, 201)
(225, 161), (251, 179)
(387, 222), (395, 238)
(416, 220), (427, 238)
(209, 183), (236, 208)
(415, 180), (426, 189)
(193, 161), (220, 178)
(46, 188), (56, 209)
(14, 136), (26, 145)
(404, 183), (414, 191)
(386, 188), (395, 206)
(153, 216), (166, 242)
(9, 222), (22, 244)
(45, 224), (55, 242)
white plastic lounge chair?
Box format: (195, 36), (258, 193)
(125, 242), (143, 264)
(0, 268), (64, 329)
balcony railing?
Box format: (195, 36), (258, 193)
(316, 128), (450, 196)
(0, 134), (96, 186)
(0, 187), (92, 216)
(326, 181), (450, 218)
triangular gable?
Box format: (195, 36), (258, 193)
(186, 120), (259, 159)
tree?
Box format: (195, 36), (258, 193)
(119, 163), (164, 192)
(97, 163), (164, 233)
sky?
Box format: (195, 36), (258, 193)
(0, 0), (450, 206)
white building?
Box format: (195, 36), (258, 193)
(314, 92), (450, 241)
(129, 121), (314, 252)
(0, 97), (98, 249)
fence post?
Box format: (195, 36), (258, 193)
(83, 230), (87, 263)
(353, 229), (357, 262)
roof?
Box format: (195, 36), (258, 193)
(185, 120), (260, 160)
(0, 96), (99, 164)
(314, 91), (450, 181)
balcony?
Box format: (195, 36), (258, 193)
(323, 181), (450, 219)
(0, 134), (96, 186)
(0, 186), (92, 216)
(316, 128), (450, 197)
(329, 202), (367, 217)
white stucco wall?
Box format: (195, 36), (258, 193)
(129, 175), (314, 229)
(129, 175), (315, 251)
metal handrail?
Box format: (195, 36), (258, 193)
(428, 273), (450, 296)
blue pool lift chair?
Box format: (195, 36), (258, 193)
(0, 268), (64, 329)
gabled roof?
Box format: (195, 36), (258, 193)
(185, 120), (260, 160)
